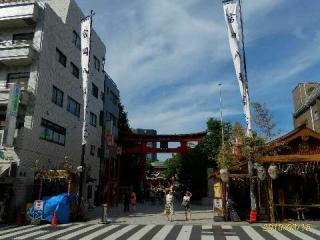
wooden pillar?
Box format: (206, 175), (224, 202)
(268, 178), (275, 223)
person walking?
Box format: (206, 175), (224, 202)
(165, 190), (174, 222)
(182, 191), (192, 221)
(130, 191), (136, 213)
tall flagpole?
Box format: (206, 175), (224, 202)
(78, 10), (95, 218)
(238, 0), (256, 221)
(222, 0), (256, 222)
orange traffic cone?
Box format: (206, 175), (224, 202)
(249, 210), (257, 223)
(51, 211), (58, 226)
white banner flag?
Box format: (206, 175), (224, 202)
(223, 0), (252, 136)
(81, 15), (92, 145)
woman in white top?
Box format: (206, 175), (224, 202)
(165, 190), (174, 221)
(182, 191), (192, 221)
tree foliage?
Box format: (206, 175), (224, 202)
(198, 118), (232, 167)
(118, 101), (131, 134)
(252, 102), (277, 141)
(164, 118), (231, 198)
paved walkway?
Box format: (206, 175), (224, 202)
(87, 202), (216, 225)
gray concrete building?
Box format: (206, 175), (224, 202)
(292, 83), (320, 132)
(0, 0), (120, 218)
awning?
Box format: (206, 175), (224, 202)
(0, 162), (11, 176)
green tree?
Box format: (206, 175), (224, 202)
(118, 101), (131, 134)
(198, 118), (232, 167)
(164, 154), (182, 179)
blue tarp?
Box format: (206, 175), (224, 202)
(29, 193), (77, 224)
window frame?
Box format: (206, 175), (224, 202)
(94, 56), (100, 72)
(52, 85), (64, 107)
(6, 72), (29, 89)
(90, 145), (95, 156)
(67, 96), (80, 117)
(40, 118), (66, 146)
(70, 62), (80, 79)
(92, 83), (98, 98)
(56, 48), (67, 67)
(12, 32), (34, 44)
(90, 112), (97, 127)
(72, 30), (81, 50)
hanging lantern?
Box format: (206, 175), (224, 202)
(268, 164), (279, 180)
(257, 166), (266, 181)
(220, 168), (229, 183)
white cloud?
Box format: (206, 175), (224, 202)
(76, 0), (318, 134)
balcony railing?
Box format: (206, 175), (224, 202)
(0, 40), (37, 66)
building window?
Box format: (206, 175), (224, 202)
(72, 30), (81, 50)
(67, 97), (80, 117)
(90, 112), (97, 127)
(70, 62), (79, 79)
(99, 110), (103, 126)
(92, 83), (98, 98)
(110, 91), (118, 105)
(101, 91), (104, 101)
(40, 118), (66, 146)
(108, 112), (118, 127)
(52, 85), (64, 107)
(56, 48), (67, 67)
(12, 32), (34, 44)
(94, 56), (100, 71)
(90, 145), (95, 156)
(97, 147), (102, 157)
(7, 72), (29, 89)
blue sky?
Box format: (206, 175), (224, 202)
(76, 0), (320, 137)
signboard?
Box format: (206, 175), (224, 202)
(3, 84), (20, 147)
(34, 200), (44, 211)
(80, 15), (92, 145)
(214, 198), (223, 209)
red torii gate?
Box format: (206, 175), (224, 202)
(123, 131), (207, 154)
(123, 131), (207, 183)
(109, 131), (206, 206)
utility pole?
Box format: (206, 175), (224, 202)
(218, 83), (224, 145)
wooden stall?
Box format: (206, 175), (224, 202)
(261, 125), (320, 222)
